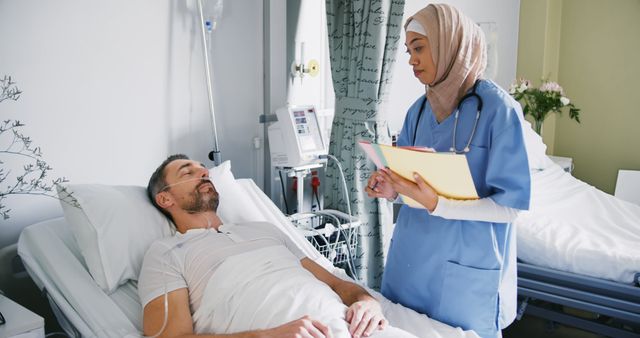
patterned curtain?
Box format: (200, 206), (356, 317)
(325, 0), (404, 289)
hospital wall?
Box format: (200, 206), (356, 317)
(517, 0), (640, 193)
(516, 0), (561, 153)
(0, 0), (266, 248)
(266, 0), (334, 211)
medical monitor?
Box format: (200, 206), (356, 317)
(268, 105), (327, 168)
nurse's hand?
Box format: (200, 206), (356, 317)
(378, 168), (438, 212)
(365, 171), (398, 200)
(346, 299), (388, 338)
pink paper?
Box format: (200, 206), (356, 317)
(358, 141), (384, 168)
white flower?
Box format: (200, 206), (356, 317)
(510, 78), (530, 94)
(560, 96), (570, 106)
(518, 83), (528, 93)
(540, 81), (563, 94)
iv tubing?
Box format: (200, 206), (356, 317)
(197, 0), (221, 166)
(145, 182), (215, 338)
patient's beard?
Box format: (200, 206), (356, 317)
(181, 184), (220, 213)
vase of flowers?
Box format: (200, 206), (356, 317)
(509, 78), (581, 135)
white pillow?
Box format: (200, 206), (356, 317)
(58, 160), (242, 293)
(210, 161), (255, 225)
(58, 184), (172, 294)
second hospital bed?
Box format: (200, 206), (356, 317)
(17, 171), (479, 338)
(514, 124), (640, 337)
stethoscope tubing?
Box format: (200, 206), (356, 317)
(412, 80), (483, 153)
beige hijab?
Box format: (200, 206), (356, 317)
(405, 4), (487, 120)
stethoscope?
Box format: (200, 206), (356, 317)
(413, 79), (483, 153)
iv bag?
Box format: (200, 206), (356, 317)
(203, 0), (224, 31)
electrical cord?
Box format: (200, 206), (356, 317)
(146, 215), (215, 338)
(278, 170), (290, 214)
(336, 225), (357, 280)
(145, 178), (216, 338)
(319, 215), (342, 264)
(313, 189), (322, 211)
(308, 225), (338, 261)
(318, 154), (359, 279)
(312, 212), (345, 266)
(311, 173), (321, 210)
(312, 210), (358, 280)
(321, 155), (353, 220)
(291, 213), (340, 257)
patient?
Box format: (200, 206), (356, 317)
(139, 154), (417, 338)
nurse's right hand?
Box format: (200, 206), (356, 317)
(366, 171), (398, 201)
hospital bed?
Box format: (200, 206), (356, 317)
(515, 126), (640, 337)
(17, 165), (478, 338)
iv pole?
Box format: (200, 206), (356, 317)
(197, 0), (222, 166)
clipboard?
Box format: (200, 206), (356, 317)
(358, 141), (479, 207)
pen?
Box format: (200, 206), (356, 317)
(369, 181), (379, 191)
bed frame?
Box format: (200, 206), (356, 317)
(516, 262), (640, 338)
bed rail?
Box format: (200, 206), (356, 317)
(517, 262), (640, 337)
(519, 263), (640, 303)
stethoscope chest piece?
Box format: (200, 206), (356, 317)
(450, 146), (470, 153)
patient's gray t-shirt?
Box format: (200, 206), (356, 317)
(138, 221), (306, 312)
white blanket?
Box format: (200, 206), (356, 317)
(192, 245), (417, 338)
(516, 164), (640, 283)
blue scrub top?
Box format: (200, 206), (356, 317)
(381, 80), (531, 338)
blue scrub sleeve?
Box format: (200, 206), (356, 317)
(486, 119), (531, 211)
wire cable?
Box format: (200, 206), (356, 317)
(312, 210), (358, 280)
(313, 189), (322, 211)
(324, 154), (353, 220)
(318, 154), (359, 279)
(278, 169), (290, 214)
(144, 194), (215, 338)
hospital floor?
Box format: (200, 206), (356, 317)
(504, 314), (604, 338)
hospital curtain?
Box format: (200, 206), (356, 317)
(324, 0), (404, 289)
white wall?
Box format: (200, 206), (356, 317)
(286, 0), (334, 112)
(0, 0), (264, 248)
(386, 0), (521, 133)
(285, 0), (335, 149)
(264, 0), (334, 212)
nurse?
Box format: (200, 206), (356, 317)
(366, 4), (530, 338)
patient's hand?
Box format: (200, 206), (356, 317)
(262, 315), (333, 338)
(346, 299), (388, 338)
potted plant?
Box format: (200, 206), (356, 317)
(509, 78), (581, 135)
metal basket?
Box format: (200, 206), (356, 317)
(290, 213), (360, 266)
